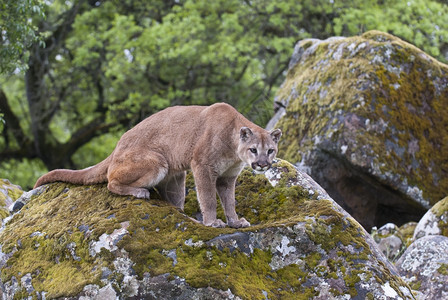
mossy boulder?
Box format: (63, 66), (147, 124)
(398, 222), (418, 247)
(0, 179), (24, 224)
(395, 235), (448, 299)
(371, 223), (404, 263)
(0, 160), (414, 299)
(370, 221), (419, 264)
(267, 30), (448, 229)
(390, 197), (448, 298)
(412, 196), (448, 240)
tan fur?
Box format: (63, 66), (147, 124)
(34, 103), (282, 228)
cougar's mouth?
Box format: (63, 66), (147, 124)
(251, 162), (271, 174)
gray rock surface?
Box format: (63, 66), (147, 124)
(395, 235), (448, 300)
(413, 196), (448, 240)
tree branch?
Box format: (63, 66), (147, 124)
(0, 145), (36, 162)
(61, 114), (131, 162)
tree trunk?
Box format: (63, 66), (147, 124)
(24, 1), (84, 169)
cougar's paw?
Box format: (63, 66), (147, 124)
(204, 219), (227, 228)
(133, 188), (150, 199)
(228, 217), (251, 228)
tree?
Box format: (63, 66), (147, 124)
(333, 0), (448, 60)
(0, 0), (45, 73)
(1, 0), (447, 188)
(0, 0), (310, 187)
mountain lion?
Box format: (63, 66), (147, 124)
(34, 103), (282, 228)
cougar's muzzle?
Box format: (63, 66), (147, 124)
(251, 161), (271, 174)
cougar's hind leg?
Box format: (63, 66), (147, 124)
(107, 151), (168, 199)
(157, 171), (186, 209)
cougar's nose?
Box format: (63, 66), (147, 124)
(252, 162), (270, 170)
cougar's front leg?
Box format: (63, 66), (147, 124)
(216, 176), (250, 228)
(191, 162), (226, 228)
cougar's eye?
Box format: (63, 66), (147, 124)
(249, 148), (257, 154)
(268, 149), (274, 155)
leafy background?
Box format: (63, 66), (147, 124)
(1, 0), (447, 188)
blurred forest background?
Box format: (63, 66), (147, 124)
(1, 0), (448, 189)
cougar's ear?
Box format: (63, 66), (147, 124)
(240, 127), (253, 142)
(270, 129), (282, 143)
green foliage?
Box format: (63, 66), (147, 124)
(61, 0), (307, 124)
(0, 159), (46, 190)
(71, 133), (121, 168)
(1, 0), (447, 186)
(334, 0), (448, 60)
(0, 0), (45, 73)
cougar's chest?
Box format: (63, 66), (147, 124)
(217, 159), (245, 177)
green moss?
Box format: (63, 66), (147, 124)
(305, 252), (322, 269)
(410, 280), (421, 291)
(175, 245), (320, 299)
(233, 165), (322, 226)
(176, 248), (264, 297)
(343, 271), (362, 297)
(398, 222), (417, 247)
(305, 211), (368, 255)
(12, 288), (32, 300)
(0, 208), (9, 220)
(115, 160), (327, 299)
(118, 206), (234, 278)
(304, 211), (382, 298)
(432, 197), (448, 217)
(2, 230), (100, 298)
(438, 263), (448, 275)
(0, 179), (24, 208)
(372, 62), (444, 194)
(430, 197), (448, 237)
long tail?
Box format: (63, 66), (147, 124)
(34, 155), (112, 189)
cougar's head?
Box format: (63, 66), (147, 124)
(238, 127), (282, 174)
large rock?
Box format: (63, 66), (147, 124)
(391, 198), (448, 298)
(395, 235), (448, 299)
(0, 160), (414, 299)
(371, 223), (404, 262)
(413, 196), (448, 240)
(398, 221), (418, 247)
(267, 31), (448, 229)
(370, 221), (417, 263)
